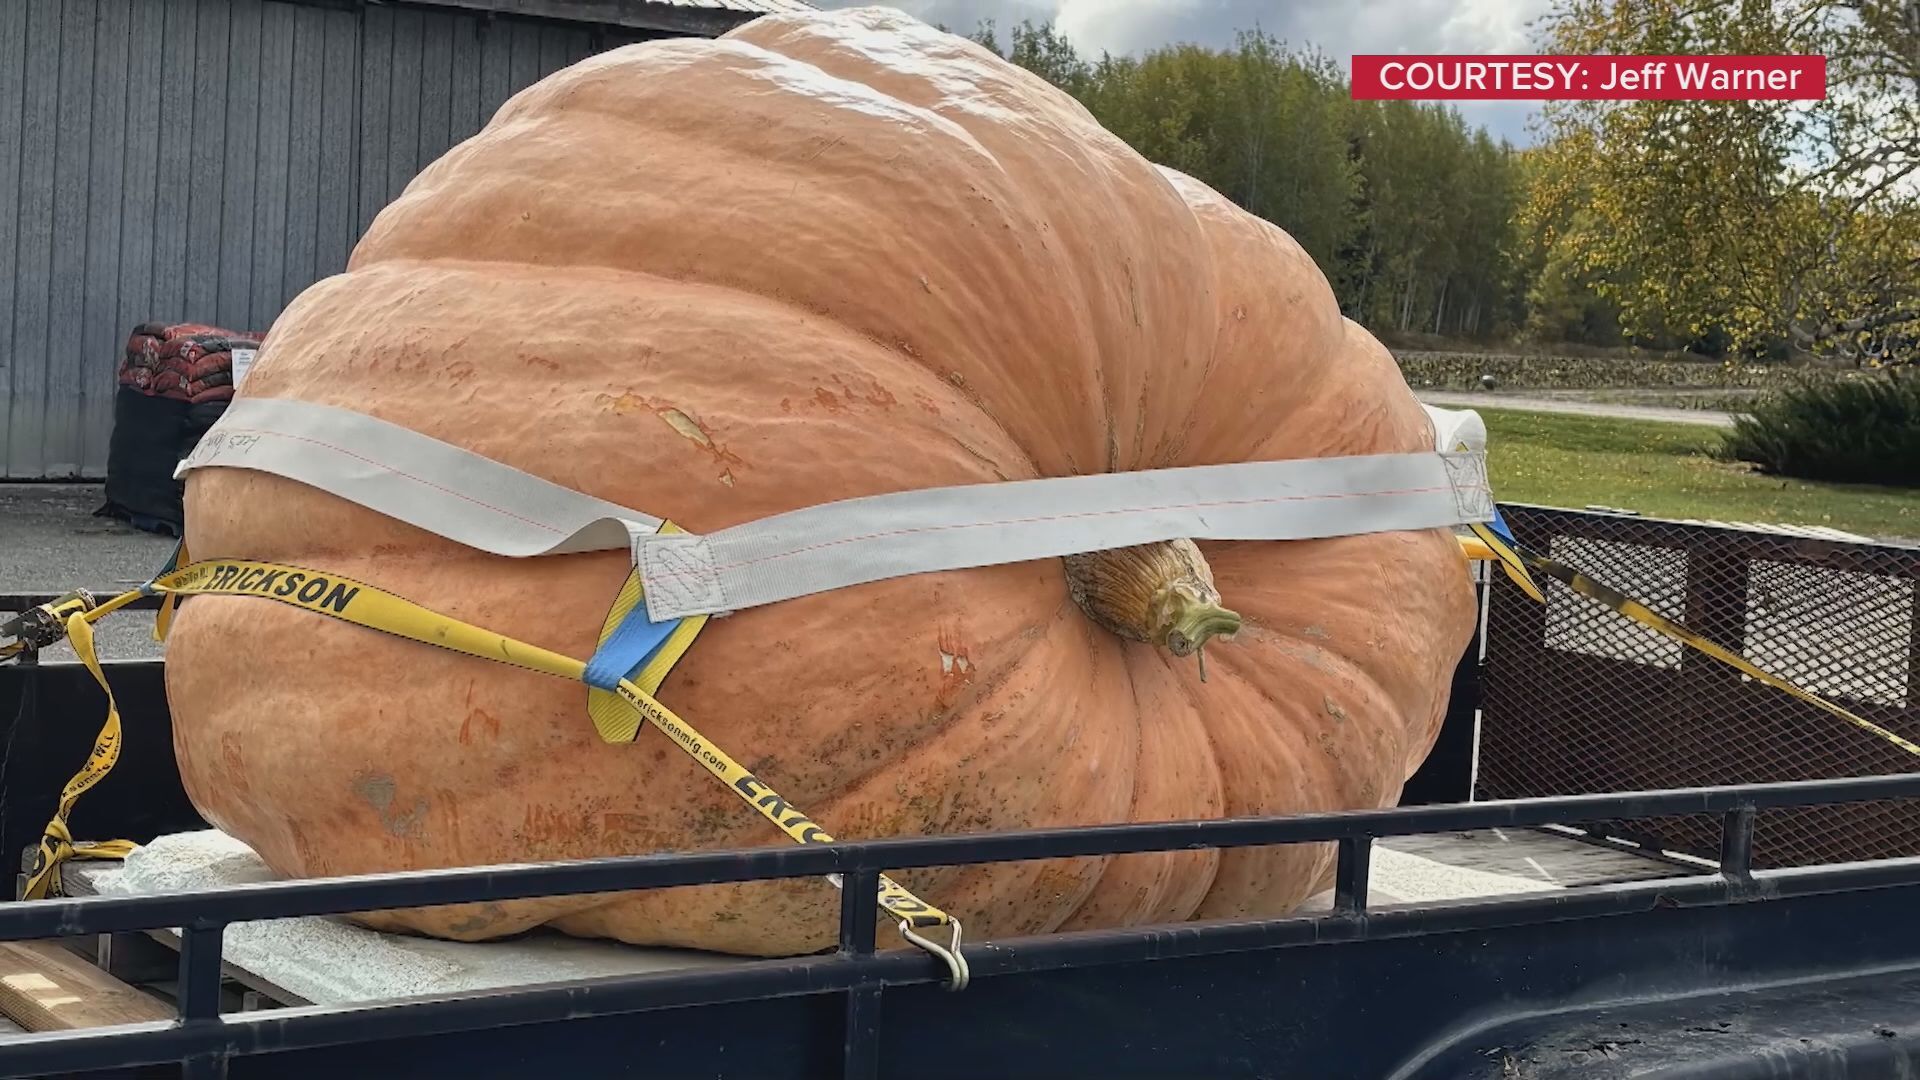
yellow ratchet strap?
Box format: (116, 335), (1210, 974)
(17, 605), (141, 900)
(25, 554), (969, 987)
(1459, 524), (1920, 758)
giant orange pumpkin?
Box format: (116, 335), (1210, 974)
(165, 6), (1478, 957)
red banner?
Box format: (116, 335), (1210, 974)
(1350, 55), (1827, 100)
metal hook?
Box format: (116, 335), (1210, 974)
(899, 918), (969, 992)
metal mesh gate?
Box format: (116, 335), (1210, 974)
(1473, 504), (1920, 868)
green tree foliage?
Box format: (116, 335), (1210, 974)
(1527, 0), (1920, 365)
(963, 20), (1536, 340)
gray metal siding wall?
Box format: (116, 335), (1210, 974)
(0, 0), (638, 479)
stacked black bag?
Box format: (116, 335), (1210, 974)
(98, 321), (264, 536)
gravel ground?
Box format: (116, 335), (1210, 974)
(1, 483), (175, 662)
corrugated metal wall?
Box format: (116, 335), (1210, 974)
(0, 0), (647, 478)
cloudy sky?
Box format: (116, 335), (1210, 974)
(827, 0), (1558, 147)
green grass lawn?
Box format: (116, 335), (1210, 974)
(1477, 407), (1920, 542)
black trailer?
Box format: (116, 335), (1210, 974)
(2, 504), (1918, 1080)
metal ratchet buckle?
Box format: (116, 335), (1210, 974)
(899, 918), (970, 992)
(1, 590), (97, 652)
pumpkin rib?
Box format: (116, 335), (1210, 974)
(1057, 643), (1226, 929)
(357, 15), (1211, 479)
(1204, 546), (1457, 789)
(1200, 623), (1421, 812)
(356, 217), (1065, 483)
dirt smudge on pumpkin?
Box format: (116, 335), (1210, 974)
(446, 902), (512, 936)
(287, 821), (328, 876)
(351, 771), (430, 840)
(811, 386), (847, 412)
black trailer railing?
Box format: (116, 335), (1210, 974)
(1474, 504), (1920, 869)
(1, 772), (1919, 1079)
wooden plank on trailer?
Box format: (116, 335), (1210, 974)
(0, 940), (172, 1031)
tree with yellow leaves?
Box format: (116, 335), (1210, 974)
(1530, 0), (1918, 365)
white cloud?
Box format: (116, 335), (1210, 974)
(818, 0), (1558, 145)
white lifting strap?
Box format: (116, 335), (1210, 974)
(178, 396), (1495, 621)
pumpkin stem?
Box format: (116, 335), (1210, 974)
(1063, 538), (1241, 676)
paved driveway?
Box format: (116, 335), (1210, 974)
(1, 483), (174, 662)
(1418, 390), (1737, 428)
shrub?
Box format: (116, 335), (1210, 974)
(1721, 371), (1920, 488)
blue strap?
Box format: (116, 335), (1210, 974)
(1485, 504), (1518, 545)
(582, 605), (680, 690)
(141, 538), (188, 594)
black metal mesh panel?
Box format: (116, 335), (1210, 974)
(1474, 504), (1920, 867)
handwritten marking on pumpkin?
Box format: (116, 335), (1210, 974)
(601, 812), (651, 838)
(352, 771), (430, 840)
(220, 734), (252, 799)
(459, 704), (501, 746)
(802, 134), (845, 162)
